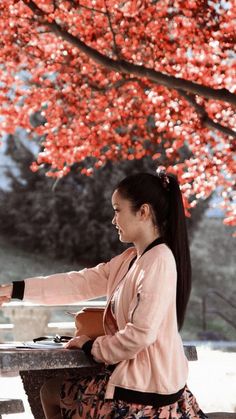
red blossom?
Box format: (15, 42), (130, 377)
(0, 0), (235, 227)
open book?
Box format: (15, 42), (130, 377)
(0, 341), (65, 350)
(18, 341), (65, 349)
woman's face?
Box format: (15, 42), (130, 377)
(111, 190), (141, 243)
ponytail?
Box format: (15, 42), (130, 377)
(165, 174), (192, 330)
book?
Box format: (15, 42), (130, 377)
(18, 341), (65, 349)
(0, 341), (65, 350)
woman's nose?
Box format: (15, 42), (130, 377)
(112, 215), (116, 225)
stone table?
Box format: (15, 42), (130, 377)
(0, 345), (197, 419)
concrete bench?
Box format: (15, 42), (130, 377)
(0, 324), (14, 342)
(3, 301), (106, 341)
(0, 398), (24, 418)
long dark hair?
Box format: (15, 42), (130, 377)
(115, 172), (191, 330)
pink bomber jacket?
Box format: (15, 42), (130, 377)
(22, 243), (188, 404)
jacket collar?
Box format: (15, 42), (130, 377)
(142, 236), (165, 256)
(129, 237), (165, 270)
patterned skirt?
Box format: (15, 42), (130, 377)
(60, 370), (208, 419)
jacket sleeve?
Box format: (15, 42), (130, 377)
(91, 251), (177, 364)
(23, 262), (110, 305)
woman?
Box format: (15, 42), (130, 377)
(0, 171), (207, 419)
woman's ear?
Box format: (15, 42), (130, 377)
(139, 203), (151, 220)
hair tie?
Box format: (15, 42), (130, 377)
(156, 167), (170, 189)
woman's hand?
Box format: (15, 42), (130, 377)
(64, 335), (91, 349)
(0, 284), (13, 306)
(64, 334), (103, 363)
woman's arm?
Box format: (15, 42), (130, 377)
(0, 262), (110, 306)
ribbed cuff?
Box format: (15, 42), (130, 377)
(12, 281), (25, 300)
(81, 339), (94, 357)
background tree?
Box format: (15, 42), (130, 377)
(0, 134), (208, 263)
(0, 0), (235, 226)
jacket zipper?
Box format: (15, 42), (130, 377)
(131, 293), (140, 322)
(106, 253), (137, 309)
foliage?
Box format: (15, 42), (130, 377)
(0, 135), (207, 263)
(0, 0), (235, 226)
(0, 136), (153, 263)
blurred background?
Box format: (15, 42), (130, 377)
(0, 133), (235, 416)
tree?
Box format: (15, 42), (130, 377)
(0, 0), (235, 226)
(0, 134), (210, 263)
(0, 135), (153, 262)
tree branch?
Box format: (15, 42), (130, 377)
(178, 90), (236, 138)
(81, 76), (236, 138)
(104, 0), (121, 58)
(21, 0), (236, 106)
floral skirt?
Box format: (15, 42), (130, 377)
(60, 370), (208, 419)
